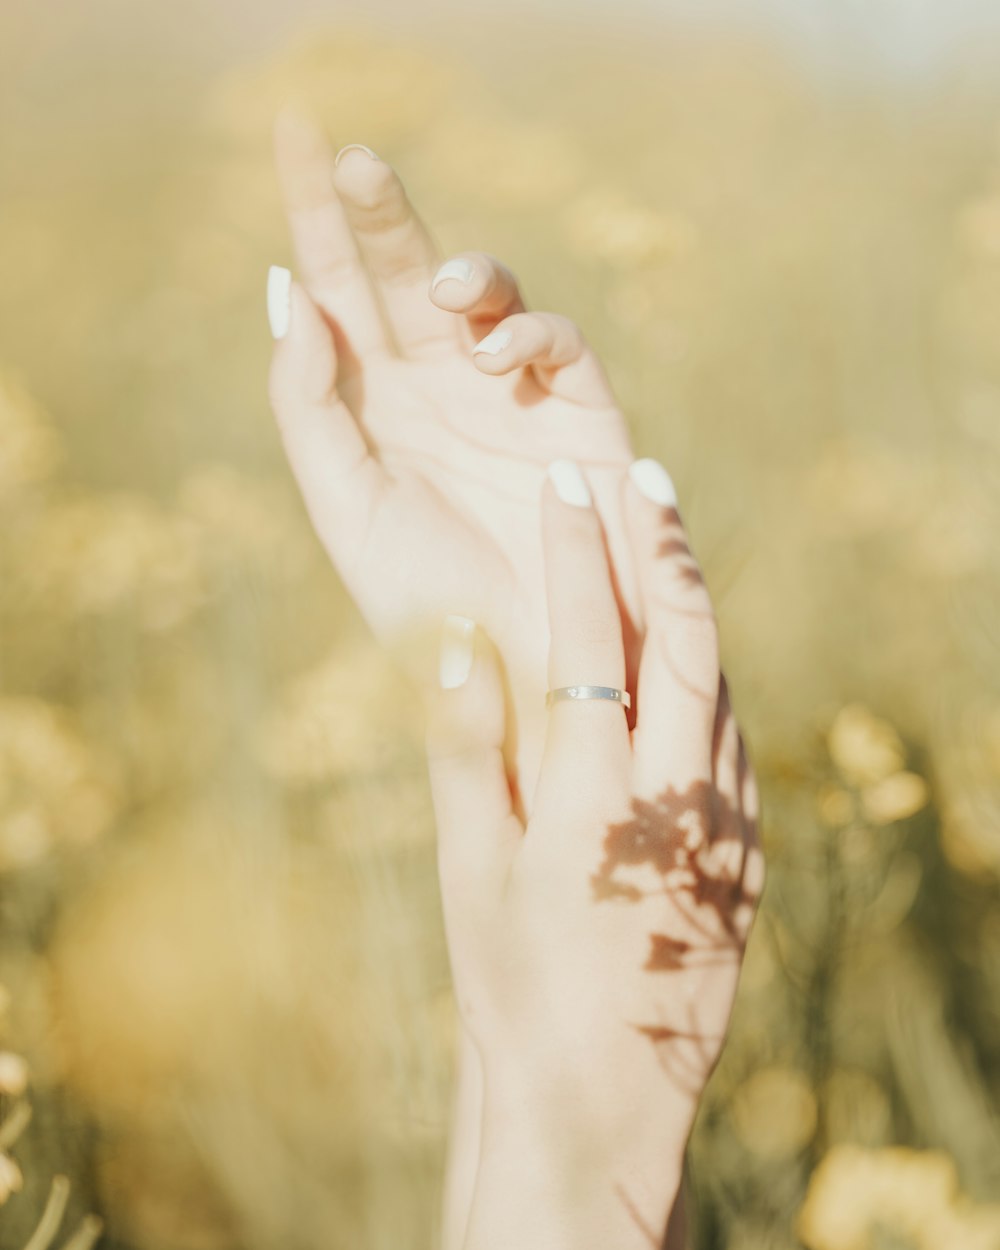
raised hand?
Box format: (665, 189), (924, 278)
(267, 112), (636, 801)
(426, 460), (764, 1248)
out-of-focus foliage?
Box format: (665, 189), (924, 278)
(2, 10), (1000, 1250)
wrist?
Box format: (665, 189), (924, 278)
(463, 1067), (685, 1250)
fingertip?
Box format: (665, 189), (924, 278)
(427, 617), (506, 758)
(268, 275), (339, 405)
(540, 460), (600, 569)
(334, 142), (380, 167)
(429, 256), (481, 309)
(331, 144), (395, 206)
(622, 456), (688, 562)
(267, 265), (292, 340)
(627, 457), (679, 511)
(472, 325), (514, 357)
(546, 459), (593, 509)
(439, 614), (477, 691)
(269, 273), (327, 347)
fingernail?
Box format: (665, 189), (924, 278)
(432, 258), (476, 291)
(335, 143), (379, 165)
(267, 265), (292, 340)
(440, 615), (476, 690)
(629, 458), (678, 507)
(473, 327), (513, 357)
(547, 460), (592, 508)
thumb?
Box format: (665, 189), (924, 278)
(267, 265), (386, 570)
(426, 616), (521, 896)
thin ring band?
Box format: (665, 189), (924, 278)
(545, 685), (632, 710)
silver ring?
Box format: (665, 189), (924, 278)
(545, 685), (631, 710)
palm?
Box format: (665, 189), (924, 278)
(269, 113), (637, 787)
(343, 355), (633, 662)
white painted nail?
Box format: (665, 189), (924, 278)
(473, 327), (513, 357)
(432, 258), (476, 291)
(439, 616), (476, 690)
(267, 265), (292, 340)
(629, 458), (678, 507)
(547, 460), (592, 508)
(334, 143), (379, 165)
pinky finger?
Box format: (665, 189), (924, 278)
(472, 311), (616, 407)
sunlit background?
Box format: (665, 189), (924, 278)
(3, 0), (1000, 1247)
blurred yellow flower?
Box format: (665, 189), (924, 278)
(731, 1066), (817, 1160)
(862, 772), (929, 825)
(256, 639), (420, 785)
(798, 1145), (1000, 1250)
(0, 699), (120, 871)
(0, 1052), (28, 1097)
(0, 1150), (21, 1200)
(21, 471), (312, 633)
(828, 706), (906, 787)
(27, 495), (204, 628)
(817, 784), (855, 827)
(178, 464), (310, 574)
(939, 793), (1000, 878)
(0, 1153), (22, 1204)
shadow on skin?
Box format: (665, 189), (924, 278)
(591, 781), (757, 1247)
(655, 532), (706, 589)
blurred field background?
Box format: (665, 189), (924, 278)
(3, 1), (1000, 1247)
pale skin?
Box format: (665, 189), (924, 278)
(267, 111), (764, 1248)
(427, 468), (764, 1248)
(268, 111), (637, 811)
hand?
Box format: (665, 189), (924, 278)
(267, 111), (635, 802)
(426, 459), (765, 1248)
